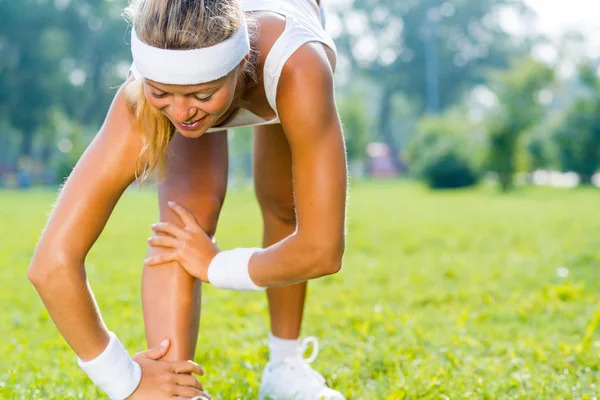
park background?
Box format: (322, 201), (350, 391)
(1, 0), (600, 398)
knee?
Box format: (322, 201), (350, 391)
(188, 195), (223, 236)
(160, 194), (224, 237)
(259, 196), (296, 227)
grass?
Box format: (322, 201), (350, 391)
(1, 180), (599, 399)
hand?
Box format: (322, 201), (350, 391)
(127, 339), (212, 400)
(145, 201), (219, 282)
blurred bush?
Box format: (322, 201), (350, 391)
(338, 92), (372, 163)
(407, 111), (483, 189)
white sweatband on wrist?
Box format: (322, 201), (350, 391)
(207, 248), (265, 291)
(130, 23), (250, 85)
(77, 331), (142, 400)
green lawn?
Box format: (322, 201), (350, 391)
(1, 181), (599, 399)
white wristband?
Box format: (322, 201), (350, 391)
(207, 248), (265, 291)
(77, 331), (142, 400)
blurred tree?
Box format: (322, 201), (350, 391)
(333, 0), (533, 168)
(524, 129), (556, 171)
(0, 0), (130, 164)
(407, 109), (483, 189)
(337, 92), (371, 162)
(228, 127), (253, 182)
(551, 65), (600, 185)
(486, 58), (554, 191)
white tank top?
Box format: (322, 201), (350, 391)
(129, 0), (337, 133)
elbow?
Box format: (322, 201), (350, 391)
(27, 251), (79, 289)
(27, 260), (57, 289)
(309, 237), (345, 278)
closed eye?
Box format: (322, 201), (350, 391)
(195, 94), (213, 102)
(151, 91), (169, 99)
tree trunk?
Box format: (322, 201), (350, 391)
(378, 87), (403, 173)
(20, 130), (34, 158)
(579, 174), (593, 186)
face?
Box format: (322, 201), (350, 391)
(143, 68), (239, 138)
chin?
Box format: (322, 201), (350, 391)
(169, 116), (210, 138)
(179, 129), (206, 139)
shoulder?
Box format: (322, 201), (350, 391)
(281, 42), (334, 92)
(247, 12), (287, 68)
(107, 76), (140, 128)
(98, 77), (143, 152)
(277, 44), (336, 124)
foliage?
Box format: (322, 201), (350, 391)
(0, 0), (130, 160)
(337, 92), (372, 161)
(407, 111), (483, 188)
(486, 57), (554, 191)
(333, 0), (533, 165)
(551, 65), (600, 184)
(524, 128), (556, 171)
(228, 127), (253, 181)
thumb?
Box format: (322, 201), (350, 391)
(139, 339), (170, 360)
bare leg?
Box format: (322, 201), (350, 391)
(142, 131), (228, 360)
(253, 124), (306, 340)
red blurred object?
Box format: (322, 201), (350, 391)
(366, 142), (399, 177)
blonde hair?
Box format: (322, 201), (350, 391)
(122, 0), (257, 183)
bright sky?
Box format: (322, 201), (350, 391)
(325, 0), (600, 80)
(501, 0), (600, 75)
(501, 0), (600, 61)
(524, 0), (600, 39)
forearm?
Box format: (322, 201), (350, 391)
(28, 260), (110, 361)
(247, 232), (344, 287)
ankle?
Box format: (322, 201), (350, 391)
(268, 333), (300, 365)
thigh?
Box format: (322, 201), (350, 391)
(158, 130), (229, 232)
(253, 124), (295, 226)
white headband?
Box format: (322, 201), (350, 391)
(131, 24), (250, 84)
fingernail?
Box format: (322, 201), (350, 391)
(168, 201), (175, 206)
(160, 339), (169, 347)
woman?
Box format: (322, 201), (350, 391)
(27, 0), (347, 398)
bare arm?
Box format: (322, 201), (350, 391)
(248, 43), (347, 286)
(27, 80), (142, 361)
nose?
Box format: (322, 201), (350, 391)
(169, 97), (197, 123)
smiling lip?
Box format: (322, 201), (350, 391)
(176, 116), (207, 131)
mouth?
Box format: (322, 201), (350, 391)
(176, 116), (207, 131)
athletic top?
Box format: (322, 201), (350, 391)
(129, 0), (337, 133)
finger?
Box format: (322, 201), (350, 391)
(168, 201), (199, 229)
(148, 235), (181, 249)
(137, 339), (170, 360)
(152, 222), (189, 240)
(169, 360), (204, 376)
(145, 252), (179, 266)
(169, 385), (206, 398)
(174, 394), (211, 400)
(174, 373), (204, 391)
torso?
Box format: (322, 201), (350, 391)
(211, 13), (284, 128)
(209, 3), (337, 132)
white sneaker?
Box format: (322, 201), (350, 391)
(258, 337), (346, 400)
